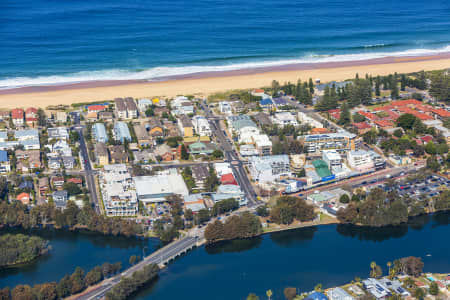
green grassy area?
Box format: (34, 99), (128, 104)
(207, 89), (248, 102)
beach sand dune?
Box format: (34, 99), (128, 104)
(1, 56), (450, 109)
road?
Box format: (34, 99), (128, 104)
(72, 112), (101, 214)
(75, 236), (199, 300)
(200, 100), (258, 206)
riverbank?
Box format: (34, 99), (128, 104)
(0, 53), (450, 108)
(0, 234), (50, 269)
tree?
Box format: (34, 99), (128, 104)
(397, 113), (417, 130)
(256, 205), (269, 217)
(180, 144), (189, 160)
(129, 255), (137, 265)
(70, 267), (85, 294)
(266, 289), (273, 300)
(413, 288), (425, 300)
(247, 293), (260, 300)
(211, 150), (224, 159)
(314, 283), (323, 292)
(338, 102), (351, 125)
(339, 194), (350, 204)
(184, 209), (193, 221)
(429, 282), (439, 296)
(283, 287), (297, 300)
(63, 182), (82, 196)
(393, 129), (403, 138)
(429, 72), (450, 102)
(11, 285), (33, 300)
(145, 107), (154, 117)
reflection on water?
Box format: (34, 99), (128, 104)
(205, 237), (263, 254)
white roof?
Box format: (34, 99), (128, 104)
(323, 150), (341, 160)
(133, 174), (189, 201)
(253, 134), (272, 147)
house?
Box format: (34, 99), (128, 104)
(272, 97), (288, 107)
(192, 116), (212, 136)
(271, 112), (298, 127)
(25, 107), (38, 127)
(420, 135), (433, 144)
(38, 177), (49, 196)
(67, 178), (83, 186)
(178, 115), (194, 137)
(326, 287), (355, 300)
(62, 156), (75, 169)
(188, 142), (216, 155)
(16, 192), (31, 205)
(48, 139), (72, 157)
(93, 123), (109, 143)
(304, 291), (328, 300)
(52, 190), (68, 208)
(48, 127), (69, 141)
(18, 180), (33, 190)
(48, 157), (61, 170)
(191, 164), (209, 190)
(259, 98), (273, 110)
(152, 144), (174, 161)
(374, 119), (394, 129)
(15, 150), (41, 171)
(148, 118), (164, 138)
(298, 111), (324, 128)
(137, 98), (153, 112)
(163, 121), (181, 137)
(87, 104), (107, 113)
(171, 96), (194, 115)
(98, 111), (114, 122)
(114, 122), (132, 143)
(154, 107), (169, 117)
(0, 111), (10, 121)
(362, 278), (391, 299)
(51, 176), (65, 189)
(133, 124), (151, 146)
(0, 150), (10, 173)
(352, 122), (372, 134)
(11, 108), (24, 126)
(133, 148), (152, 163)
(108, 145), (129, 163)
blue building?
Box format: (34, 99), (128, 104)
(93, 123), (109, 143)
(114, 122), (132, 143)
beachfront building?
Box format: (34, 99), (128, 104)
(219, 101), (232, 115)
(171, 96), (194, 116)
(133, 170), (189, 203)
(192, 116), (212, 136)
(271, 112), (298, 127)
(11, 108), (24, 126)
(137, 98), (152, 112)
(115, 97), (138, 119)
(92, 123), (109, 143)
(114, 121), (132, 143)
(100, 164), (138, 217)
(347, 150), (374, 172)
(248, 155), (290, 183)
(299, 132), (355, 153)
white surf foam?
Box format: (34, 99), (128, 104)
(1, 45), (450, 89)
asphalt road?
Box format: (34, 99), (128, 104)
(201, 101), (258, 205)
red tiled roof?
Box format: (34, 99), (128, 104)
(68, 178), (82, 184)
(16, 192), (30, 200)
(253, 89), (264, 93)
(310, 128), (329, 134)
(26, 117), (38, 122)
(432, 108), (450, 118)
(420, 135), (433, 143)
(385, 110), (400, 120)
(11, 108), (24, 119)
(220, 173), (237, 185)
(412, 112), (434, 120)
(25, 107), (38, 114)
(357, 111), (379, 121)
(88, 105), (107, 112)
(352, 122), (371, 129)
(391, 99), (422, 107)
(328, 109), (341, 113)
(374, 120), (394, 127)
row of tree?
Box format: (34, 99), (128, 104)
(0, 234), (50, 267)
(0, 261), (122, 300)
(204, 212), (262, 243)
(0, 200), (142, 237)
(105, 264), (160, 300)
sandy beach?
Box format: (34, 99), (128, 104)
(1, 54), (450, 109)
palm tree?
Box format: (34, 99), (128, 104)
(266, 290), (273, 300)
(387, 261), (392, 274)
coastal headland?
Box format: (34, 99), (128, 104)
(1, 53), (450, 109)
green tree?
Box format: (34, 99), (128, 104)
(429, 282), (439, 296)
(338, 102), (351, 125)
(266, 289), (273, 300)
(180, 144), (189, 160)
(413, 287), (425, 300)
(339, 194), (350, 204)
(247, 293), (260, 300)
(396, 113), (417, 130)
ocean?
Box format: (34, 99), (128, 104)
(1, 0), (450, 88)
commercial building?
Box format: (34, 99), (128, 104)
(347, 150), (374, 172)
(299, 132), (355, 153)
(248, 155), (290, 183)
(212, 184), (247, 206)
(240, 144), (259, 157)
(219, 101), (232, 114)
(183, 194), (206, 212)
(101, 164), (138, 217)
(368, 151), (386, 169)
(114, 122), (132, 143)
(92, 123), (109, 143)
(133, 171), (189, 203)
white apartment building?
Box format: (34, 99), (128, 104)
(219, 101), (232, 115)
(192, 116), (212, 136)
(271, 112), (298, 127)
(252, 134), (272, 156)
(322, 150), (342, 168)
(347, 150), (374, 172)
(101, 164), (138, 217)
(297, 111), (323, 128)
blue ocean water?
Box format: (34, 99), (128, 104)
(1, 0), (450, 88)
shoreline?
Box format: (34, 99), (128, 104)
(0, 53), (450, 108)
